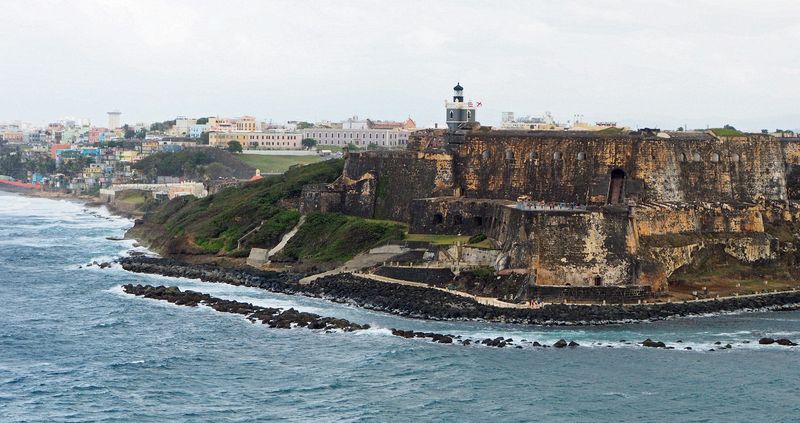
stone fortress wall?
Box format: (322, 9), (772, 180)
(301, 129), (800, 291)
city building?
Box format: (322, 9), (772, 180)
(235, 116), (257, 132)
(107, 111), (121, 129)
(171, 116), (197, 136)
(189, 124), (207, 139)
(499, 111), (563, 130)
(301, 128), (410, 148)
(1, 131), (24, 143)
(209, 131), (303, 150)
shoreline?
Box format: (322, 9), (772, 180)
(117, 256), (800, 326)
(9, 188), (800, 326)
(1, 187), (144, 220)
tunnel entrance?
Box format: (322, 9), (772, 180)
(608, 169), (626, 205)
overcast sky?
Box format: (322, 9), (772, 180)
(2, 0), (799, 131)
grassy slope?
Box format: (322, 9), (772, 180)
(236, 154), (323, 174)
(147, 159), (344, 253)
(276, 213), (406, 263)
(134, 148), (255, 179)
(142, 158), (407, 265)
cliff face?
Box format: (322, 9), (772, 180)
(300, 130), (800, 292)
(452, 131), (786, 204)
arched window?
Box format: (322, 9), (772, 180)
(553, 151), (562, 160)
(731, 153), (740, 162)
(449, 111), (454, 119)
(482, 150), (490, 159)
(711, 153), (720, 162)
(577, 152), (586, 160)
(693, 152), (702, 162)
(505, 150), (514, 160)
(433, 213), (444, 225)
(467, 111), (471, 119)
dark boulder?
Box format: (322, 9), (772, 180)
(641, 339), (666, 348)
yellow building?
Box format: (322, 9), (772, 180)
(209, 131), (303, 150)
(118, 150), (141, 163)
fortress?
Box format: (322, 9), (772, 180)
(303, 84), (800, 296)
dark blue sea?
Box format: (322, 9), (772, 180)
(1, 191), (799, 422)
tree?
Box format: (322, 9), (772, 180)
(124, 129), (136, 139)
(196, 117), (209, 125)
(301, 138), (317, 149)
(723, 124), (737, 130)
(296, 121), (314, 130)
(135, 129), (147, 140)
(203, 162), (231, 179)
(199, 131), (210, 145)
(227, 140), (243, 154)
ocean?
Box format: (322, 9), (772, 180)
(0, 191), (798, 422)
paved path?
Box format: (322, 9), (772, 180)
(354, 272), (531, 309)
(267, 215), (305, 259)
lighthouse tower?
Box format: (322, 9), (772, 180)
(445, 83), (476, 131)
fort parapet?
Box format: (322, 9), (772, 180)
(301, 129), (800, 293)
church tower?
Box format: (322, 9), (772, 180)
(445, 82), (476, 131)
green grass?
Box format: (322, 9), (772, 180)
(404, 233), (472, 245)
(276, 212), (406, 263)
(117, 192), (147, 205)
(147, 159), (345, 254)
(236, 154), (323, 174)
(710, 128), (744, 137)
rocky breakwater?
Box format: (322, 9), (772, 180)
(123, 284), (369, 331)
(122, 284), (579, 349)
(118, 257), (800, 325)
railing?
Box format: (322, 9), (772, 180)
(514, 202), (588, 212)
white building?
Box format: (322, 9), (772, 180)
(107, 111), (121, 129)
(499, 111), (563, 130)
(301, 128), (410, 148)
(189, 124), (207, 139)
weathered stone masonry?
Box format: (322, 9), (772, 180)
(301, 130), (800, 291)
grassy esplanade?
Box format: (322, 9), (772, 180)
(237, 154), (323, 174)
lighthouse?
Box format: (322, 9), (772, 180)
(445, 83), (476, 131)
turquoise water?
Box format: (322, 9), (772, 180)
(1, 191), (799, 422)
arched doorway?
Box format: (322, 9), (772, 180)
(608, 168), (626, 205)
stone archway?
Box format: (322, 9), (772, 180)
(608, 168), (626, 204)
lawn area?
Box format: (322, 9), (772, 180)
(116, 191), (147, 205)
(404, 233), (472, 245)
(236, 154), (324, 174)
